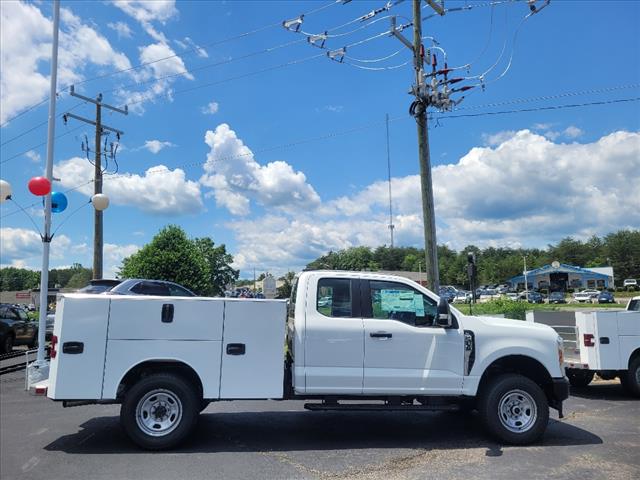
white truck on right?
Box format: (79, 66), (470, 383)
(560, 306), (640, 395)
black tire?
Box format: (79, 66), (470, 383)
(620, 356), (640, 398)
(478, 374), (549, 445)
(199, 400), (210, 413)
(120, 373), (199, 450)
(28, 331), (38, 349)
(2, 334), (14, 354)
(567, 370), (594, 388)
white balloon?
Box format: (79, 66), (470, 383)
(92, 193), (109, 211)
(0, 179), (12, 203)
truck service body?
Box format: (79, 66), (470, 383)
(43, 271), (569, 449)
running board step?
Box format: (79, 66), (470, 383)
(304, 403), (460, 412)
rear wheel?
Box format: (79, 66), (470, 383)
(567, 370), (594, 388)
(620, 356), (640, 398)
(2, 334), (14, 353)
(120, 373), (199, 450)
(28, 331), (38, 349)
(478, 374), (549, 445)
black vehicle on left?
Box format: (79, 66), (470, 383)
(0, 303), (37, 353)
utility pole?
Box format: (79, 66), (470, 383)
(391, 0), (443, 291)
(64, 86), (127, 279)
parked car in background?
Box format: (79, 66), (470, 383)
(526, 292), (545, 304)
(453, 291), (471, 303)
(77, 279), (121, 294)
(505, 292), (519, 301)
(106, 279), (196, 297)
(573, 290), (600, 303)
(597, 291), (616, 304)
(438, 288), (456, 303)
(548, 292), (566, 304)
(0, 303), (38, 353)
(623, 279), (638, 290)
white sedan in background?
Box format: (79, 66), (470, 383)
(573, 290), (600, 302)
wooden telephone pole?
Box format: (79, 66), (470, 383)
(64, 86), (127, 279)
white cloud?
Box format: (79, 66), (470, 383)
(563, 125), (584, 139)
(176, 36), (208, 58)
(226, 130), (640, 273)
(54, 157), (203, 215)
(317, 105), (344, 113)
(0, 227), (72, 265)
(112, 0), (177, 43)
(201, 101), (219, 115)
(482, 130), (518, 146)
(0, 2), (132, 124)
(104, 242), (140, 278)
(117, 42), (192, 113)
(25, 150), (41, 163)
(107, 21), (132, 39)
(144, 139), (176, 153)
(199, 124), (321, 216)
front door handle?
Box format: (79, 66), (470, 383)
(226, 343), (246, 355)
(370, 332), (392, 339)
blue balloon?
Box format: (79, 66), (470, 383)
(51, 191), (68, 213)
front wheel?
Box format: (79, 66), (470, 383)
(620, 357), (640, 398)
(478, 374), (549, 445)
(120, 373), (199, 450)
(2, 334), (14, 353)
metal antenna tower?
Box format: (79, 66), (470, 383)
(385, 113), (395, 248)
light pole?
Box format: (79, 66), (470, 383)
(523, 256), (529, 300)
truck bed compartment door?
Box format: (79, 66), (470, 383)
(48, 296), (111, 400)
(219, 300), (287, 399)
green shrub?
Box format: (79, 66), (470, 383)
(457, 299), (530, 320)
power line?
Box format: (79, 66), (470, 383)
(0, 124), (85, 165)
(2, 95), (637, 222)
(0, 0), (343, 127)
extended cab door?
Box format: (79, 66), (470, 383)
(362, 279), (464, 395)
(304, 275), (364, 394)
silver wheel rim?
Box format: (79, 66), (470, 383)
(498, 389), (537, 433)
(135, 389), (183, 437)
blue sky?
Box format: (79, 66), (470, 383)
(1, 0), (639, 278)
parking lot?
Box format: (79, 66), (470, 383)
(1, 371), (638, 480)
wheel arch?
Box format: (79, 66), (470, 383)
(628, 348), (640, 367)
(117, 360), (204, 401)
(478, 354), (554, 401)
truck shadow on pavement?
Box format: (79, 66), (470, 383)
(44, 409), (602, 455)
(568, 381), (638, 401)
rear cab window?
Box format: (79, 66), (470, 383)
(316, 278), (352, 318)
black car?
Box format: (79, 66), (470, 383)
(77, 279), (121, 294)
(597, 291), (616, 304)
(107, 279), (196, 297)
(0, 303), (38, 353)
(526, 292), (544, 304)
(548, 292), (566, 304)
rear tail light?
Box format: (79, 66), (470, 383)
(50, 335), (58, 358)
(583, 333), (595, 347)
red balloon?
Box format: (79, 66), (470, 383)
(28, 176), (51, 196)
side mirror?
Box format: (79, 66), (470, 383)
(436, 296), (452, 327)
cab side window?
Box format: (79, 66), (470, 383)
(368, 281), (437, 327)
(317, 278), (352, 318)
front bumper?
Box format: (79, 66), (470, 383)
(549, 377), (570, 417)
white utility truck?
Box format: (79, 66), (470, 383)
(534, 308), (640, 393)
(42, 271), (569, 450)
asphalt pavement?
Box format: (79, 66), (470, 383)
(1, 372), (638, 480)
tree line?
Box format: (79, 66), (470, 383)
(305, 229), (639, 287)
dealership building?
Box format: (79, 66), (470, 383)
(509, 263), (614, 291)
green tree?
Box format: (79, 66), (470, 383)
(193, 237), (239, 296)
(604, 229), (640, 281)
(0, 267), (40, 291)
(119, 225), (211, 295)
(277, 271), (297, 299)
